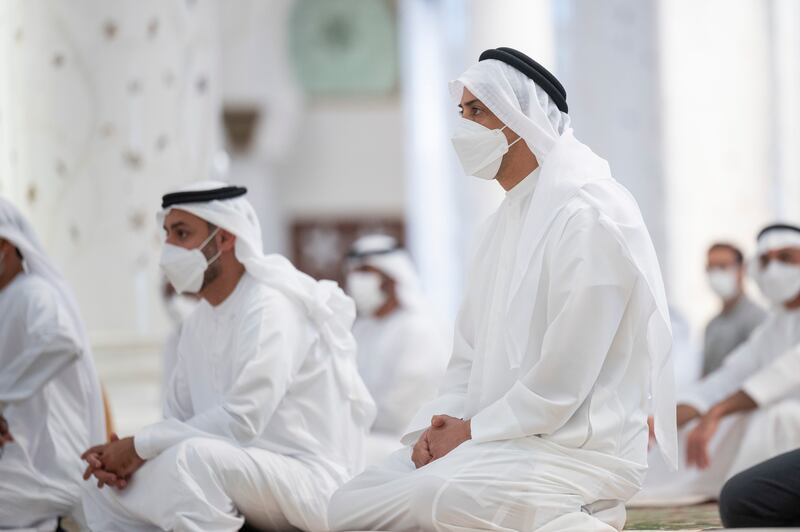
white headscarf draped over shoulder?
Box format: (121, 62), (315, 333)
(451, 60), (678, 468)
(157, 181), (376, 428)
(0, 197), (106, 444)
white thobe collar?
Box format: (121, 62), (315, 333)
(203, 272), (252, 317)
(504, 167), (540, 205)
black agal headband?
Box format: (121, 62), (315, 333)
(479, 47), (568, 114)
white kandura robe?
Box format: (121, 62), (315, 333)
(354, 308), (449, 463)
(330, 165), (670, 532)
(632, 307), (800, 506)
(83, 273), (368, 532)
(0, 273), (104, 530)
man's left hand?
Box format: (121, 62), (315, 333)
(81, 433), (145, 489)
(98, 434), (145, 480)
(427, 415), (471, 461)
(685, 413), (720, 469)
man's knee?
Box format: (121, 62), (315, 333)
(174, 438), (231, 477)
(719, 469), (757, 527)
(423, 476), (472, 529)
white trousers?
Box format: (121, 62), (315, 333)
(0, 438), (79, 531)
(82, 437), (339, 532)
(631, 399), (800, 506)
(328, 436), (642, 532)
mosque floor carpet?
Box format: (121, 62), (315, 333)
(67, 502), (790, 531)
(625, 502), (722, 530)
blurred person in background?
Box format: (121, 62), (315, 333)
(345, 234), (449, 464)
(0, 197), (105, 531)
(702, 242), (766, 377)
(634, 223), (800, 507)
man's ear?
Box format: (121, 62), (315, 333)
(218, 230), (237, 253)
(382, 276), (397, 297)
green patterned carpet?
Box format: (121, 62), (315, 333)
(625, 503), (722, 530)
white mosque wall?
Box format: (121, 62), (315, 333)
(658, 0), (778, 339)
(218, 0), (302, 255)
(276, 98), (406, 220)
(769, 0), (800, 221)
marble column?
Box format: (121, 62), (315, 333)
(658, 0), (777, 333)
(0, 0), (222, 345)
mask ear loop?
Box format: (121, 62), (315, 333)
(498, 125), (523, 149)
(199, 227), (222, 266)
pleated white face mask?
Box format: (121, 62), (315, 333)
(451, 118), (521, 180)
(754, 260), (800, 305)
(159, 228), (221, 294)
(707, 268), (739, 300)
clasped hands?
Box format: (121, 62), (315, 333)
(81, 433), (146, 490)
(411, 415), (471, 469)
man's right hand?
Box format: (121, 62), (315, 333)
(0, 414), (13, 447)
(411, 428), (433, 469)
(676, 404), (701, 428)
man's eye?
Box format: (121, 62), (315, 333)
(473, 107), (483, 116)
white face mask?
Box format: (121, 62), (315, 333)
(754, 260), (800, 305)
(159, 228), (221, 295)
(346, 271), (386, 316)
(707, 268), (739, 301)
(451, 117), (522, 180)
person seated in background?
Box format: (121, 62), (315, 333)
(345, 234), (449, 464)
(702, 242), (766, 377)
(633, 223), (800, 506)
(719, 446), (800, 528)
(81, 182), (375, 532)
(0, 197), (106, 531)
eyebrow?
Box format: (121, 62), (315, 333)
(458, 99), (480, 110)
(164, 221), (188, 232)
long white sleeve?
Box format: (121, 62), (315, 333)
(742, 345), (800, 406)
(135, 295), (302, 460)
(0, 280), (81, 411)
(470, 216), (634, 443)
(679, 325), (766, 413)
